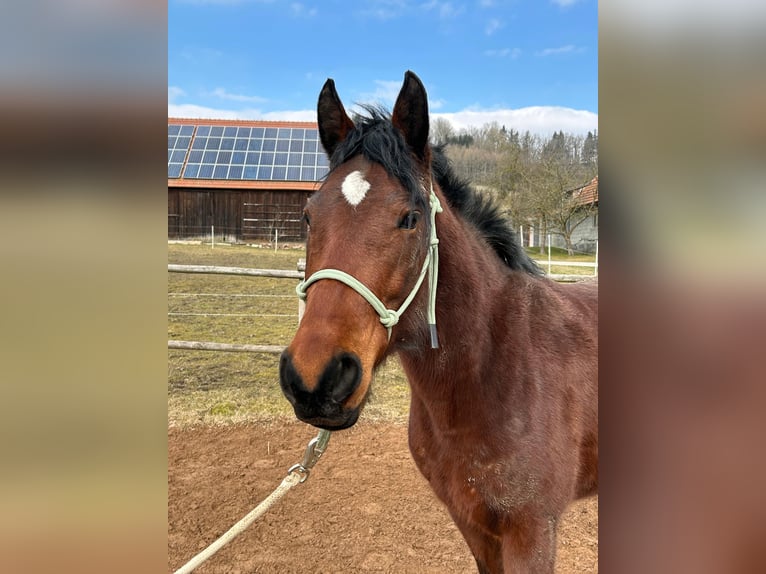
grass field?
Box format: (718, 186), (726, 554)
(168, 243), (411, 427)
(529, 245), (598, 276)
(168, 242), (596, 427)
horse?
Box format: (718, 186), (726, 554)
(279, 71), (598, 573)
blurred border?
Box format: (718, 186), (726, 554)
(0, 2), (167, 573)
(2, 1), (765, 572)
(601, 1), (766, 572)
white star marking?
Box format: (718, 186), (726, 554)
(341, 170), (371, 206)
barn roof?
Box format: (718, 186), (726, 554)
(570, 176), (598, 206)
(168, 118), (328, 190)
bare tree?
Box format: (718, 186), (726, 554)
(430, 117), (455, 146)
(489, 130), (596, 254)
(445, 144), (502, 186)
(532, 140), (594, 255)
(549, 184), (597, 255)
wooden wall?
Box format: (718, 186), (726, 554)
(167, 188), (310, 242)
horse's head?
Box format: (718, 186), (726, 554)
(279, 71), (438, 430)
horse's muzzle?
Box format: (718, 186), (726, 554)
(279, 351), (363, 430)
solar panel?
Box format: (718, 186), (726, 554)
(168, 124), (194, 179)
(176, 124), (330, 182)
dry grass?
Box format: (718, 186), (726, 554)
(168, 243), (411, 428)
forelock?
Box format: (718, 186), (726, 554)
(327, 106), (426, 210)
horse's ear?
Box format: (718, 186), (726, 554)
(317, 78), (354, 157)
(392, 71), (430, 161)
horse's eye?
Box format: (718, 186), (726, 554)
(398, 211), (421, 230)
(302, 212), (311, 228)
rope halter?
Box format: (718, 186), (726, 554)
(296, 185), (443, 349)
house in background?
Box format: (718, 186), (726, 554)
(551, 175), (599, 254)
(569, 175), (598, 252)
(518, 176), (598, 255)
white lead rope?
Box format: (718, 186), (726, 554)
(173, 473), (302, 574)
(173, 429), (332, 574)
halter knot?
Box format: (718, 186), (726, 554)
(379, 311), (400, 329)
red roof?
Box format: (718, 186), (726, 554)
(571, 176), (598, 206)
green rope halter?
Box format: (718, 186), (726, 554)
(296, 187), (443, 349)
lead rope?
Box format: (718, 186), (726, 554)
(297, 184), (442, 349)
(426, 189), (442, 348)
(173, 429), (331, 574)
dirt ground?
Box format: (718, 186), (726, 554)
(169, 420), (598, 573)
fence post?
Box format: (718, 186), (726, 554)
(212, 225), (215, 249)
(297, 258), (306, 323)
(595, 240), (598, 277)
(547, 234), (552, 275)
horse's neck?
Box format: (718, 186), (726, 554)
(396, 205), (523, 424)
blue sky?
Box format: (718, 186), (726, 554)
(169, 0), (597, 135)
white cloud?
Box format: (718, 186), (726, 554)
(168, 86), (186, 102)
(421, 0), (463, 19)
(209, 87), (268, 104)
(357, 80), (403, 107)
(359, 0), (465, 21)
(168, 102), (597, 136)
(290, 2), (317, 17)
(168, 86), (597, 136)
(485, 18), (504, 35)
(257, 110), (318, 122)
(537, 44), (583, 56)
(357, 0), (409, 21)
(433, 106), (598, 136)
(168, 102), (316, 122)
(180, 47), (224, 63)
(429, 98), (445, 110)
(175, 0), (246, 5)
(484, 47), (521, 59)
(175, 0), (275, 5)
(551, 0), (582, 7)
(438, 2), (463, 19)
(168, 103), (243, 119)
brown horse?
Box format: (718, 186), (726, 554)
(279, 71), (598, 573)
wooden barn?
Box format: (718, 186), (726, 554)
(168, 118), (329, 243)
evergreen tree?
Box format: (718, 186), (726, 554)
(582, 130), (598, 168)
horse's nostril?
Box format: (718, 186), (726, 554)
(280, 351), (362, 408)
(327, 353), (362, 403)
(278, 352), (299, 404)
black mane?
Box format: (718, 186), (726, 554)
(431, 146), (542, 275)
(329, 106), (541, 275)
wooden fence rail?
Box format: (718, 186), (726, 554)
(532, 261), (597, 268)
(168, 263), (305, 354)
(168, 264), (303, 279)
(167, 261), (594, 354)
(168, 340), (285, 354)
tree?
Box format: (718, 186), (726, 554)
(445, 144), (501, 185)
(548, 183), (597, 256)
(582, 130), (598, 172)
(533, 135), (594, 255)
(430, 117), (455, 146)
(440, 125), (598, 256)
(490, 130), (596, 255)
